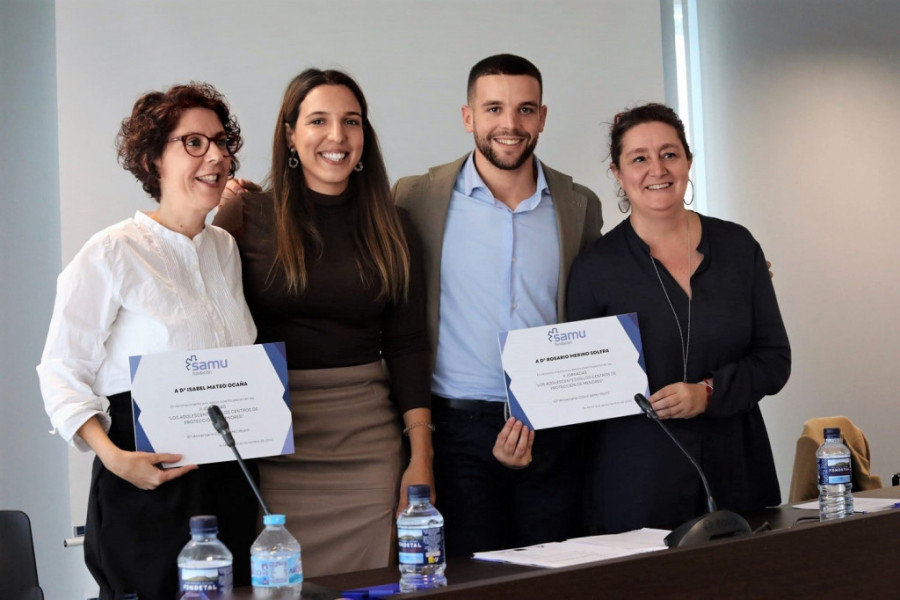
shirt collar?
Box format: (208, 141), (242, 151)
(135, 210), (207, 248)
(460, 153), (550, 209)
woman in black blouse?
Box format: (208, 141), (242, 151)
(215, 69), (433, 576)
(566, 103), (790, 533)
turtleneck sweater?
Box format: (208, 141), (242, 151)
(215, 186), (431, 413)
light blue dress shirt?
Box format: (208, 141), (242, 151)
(432, 154), (561, 401)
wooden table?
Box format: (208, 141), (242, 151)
(233, 487), (900, 599)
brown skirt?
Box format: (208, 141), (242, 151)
(258, 361), (402, 577)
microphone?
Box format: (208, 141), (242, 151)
(208, 403), (235, 447)
(633, 394), (750, 547)
(208, 404), (270, 515)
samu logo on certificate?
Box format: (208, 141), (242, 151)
(184, 354), (229, 374)
(546, 326), (587, 345)
(129, 342), (293, 466)
(499, 314), (649, 430)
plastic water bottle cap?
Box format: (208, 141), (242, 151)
(263, 514), (287, 526)
(189, 515), (219, 534)
(823, 427), (841, 439)
(408, 484), (431, 500)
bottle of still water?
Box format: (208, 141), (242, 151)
(817, 427), (854, 520)
(177, 515), (233, 599)
(250, 514), (303, 598)
(398, 484), (447, 592)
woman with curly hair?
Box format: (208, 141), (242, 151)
(37, 82), (258, 598)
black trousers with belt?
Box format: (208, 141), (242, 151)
(84, 392), (258, 599)
(431, 395), (586, 557)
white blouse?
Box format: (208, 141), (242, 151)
(37, 211), (257, 451)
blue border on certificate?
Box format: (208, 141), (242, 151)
(616, 313), (648, 381)
(262, 341), (293, 454)
(263, 341), (289, 408)
(128, 355), (154, 452)
(505, 372), (533, 430)
(499, 331), (535, 430)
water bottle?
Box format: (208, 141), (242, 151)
(250, 514), (303, 598)
(397, 484), (447, 592)
(817, 427), (854, 520)
(177, 515), (233, 599)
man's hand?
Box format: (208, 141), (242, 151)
(492, 418), (534, 468)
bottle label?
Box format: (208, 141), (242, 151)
(251, 554), (303, 587)
(398, 526), (445, 566)
(178, 565), (233, 598)
(818, 456), (851, 485)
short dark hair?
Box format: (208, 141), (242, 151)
(609, 103), (692, 169)
(467, 54), (543, 101)
(116, 82), (242, 201)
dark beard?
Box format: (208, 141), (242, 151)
(474, 132), (538, 171)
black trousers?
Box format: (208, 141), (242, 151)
(84, 392), (258, 600)
(432, 396), (586, 557)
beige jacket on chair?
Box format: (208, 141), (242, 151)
(788, 416), (882, 502)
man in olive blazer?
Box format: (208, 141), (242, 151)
(394, 154), (601, 361)
(392, 54), (602, 557)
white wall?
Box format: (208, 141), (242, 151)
(55, 0), (665, 261)
(696, 0), (900, 496)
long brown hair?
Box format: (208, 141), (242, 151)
(269, 69), (409, 301)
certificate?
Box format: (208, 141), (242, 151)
(129, 342), (293, 466)
(498, 314), (649, 430)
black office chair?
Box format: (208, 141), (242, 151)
(0, 510), (44, 600)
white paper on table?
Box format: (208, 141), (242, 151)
(793, 496), (900, 513)
(568, 528), (670, 550)
(498, 314), (649, 430)
(472, 528), (669, 568)
(129, 342), (293, 467)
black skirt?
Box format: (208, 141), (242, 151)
(83, 392), (259, 599)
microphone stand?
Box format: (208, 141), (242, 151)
(634, 394), (750, 547)
(208, 404), (270, 515)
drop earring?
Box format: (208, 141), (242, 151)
(616, 182), (631, 214)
